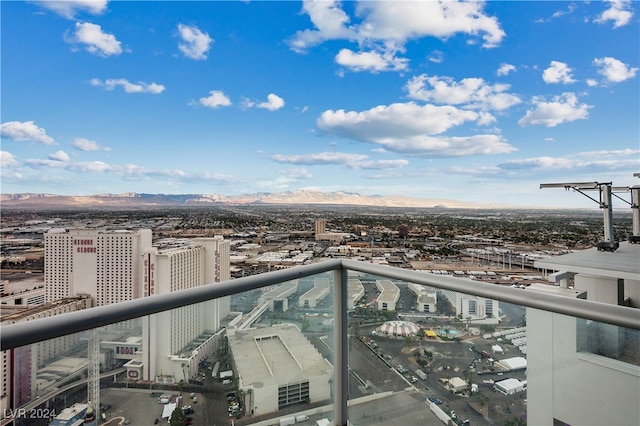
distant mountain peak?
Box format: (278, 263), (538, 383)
(0, 191), (511, 209)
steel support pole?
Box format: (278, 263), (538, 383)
(632, 186), (640, 236)
(602, 184), (614, 242)
(333, 266), (349, 426)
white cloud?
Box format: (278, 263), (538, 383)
(25, 158), (77, 169)
(318, 102), (481, 139)
(576, 148), (640, 157)
(594, 57), (638, 83)
(67, 161), (112, 173)
(498, 155), (639, 172)
(499, 156), (575, 170)
(287, 0), (356, 53)
(254, 168), (314, 190)
(278, 168), (314, 179)
(536, 3), (578, 23)
(24, 156), (192, 179)
(405, 75), (521, 111)
(0, 151), (22, 180)
(257, 94), (285, 111)
(542, 61), (576, 84)
(317, 102), (515, 157)
(271, 152), (408, 170)
(354, 0), (505, 48)
(111, 163), (186, 179)
(347, 159), (409, 170)
(335, 48), (408, 72)
(193, 172), (235, 183)
(1, 121), (56, 145)
(1, 151), (19, 168)
(288, 0), (505, 73)
(67, 22), (122, 56)
(72, 137), (111, 152)
(552, 3), (577, 19)
(518, 93), (591, 128)
(595, 0), (633, 28)
(586, 78), (599, 87)
(497, 63), (516, 76)
(49, 151), (70, 162)
(427, 50), (443, 64)
(368, 134), (516, 157)
(20, 153), (239, 185)
(197, 90), (232, 109)
(177, 24), (213, 60)
(444, 165), (502, 178)
(90, 78), (165, 94)
(32, 0), (108, 19)
(271, 152), (368, 166)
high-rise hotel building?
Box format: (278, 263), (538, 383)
(41, 229), (231, 383)
(138, 236), (231, 382)
(44, 229), (153, 306)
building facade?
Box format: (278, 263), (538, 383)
(140, 236), (231, 382)
(227, 323), (332, 416)
(408, 282), (437, 313)
(439, 289), (500, 324)
(44, 229), (153, 306)
(0, 295), (91, 416)
(529, 242), (640, 426)
(315, 219), (326, 238)
(41, 230), (231, 384)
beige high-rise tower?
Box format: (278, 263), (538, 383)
(44, 228), (153, 306)
(315, 219), (326, 240)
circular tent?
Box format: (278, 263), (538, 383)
(375, 320), (420, 338)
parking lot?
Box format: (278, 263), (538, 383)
(350, 321), (527, 425)
(100, 388), (211, 426)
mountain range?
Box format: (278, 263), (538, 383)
(0, 190), (512, 209)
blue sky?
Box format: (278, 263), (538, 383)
(1, 0), (639, 208)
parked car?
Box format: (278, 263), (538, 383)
(427, 397), (443, 405)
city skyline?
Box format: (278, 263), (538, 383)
(1, 0), (639, 208)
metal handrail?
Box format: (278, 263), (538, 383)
(342, 260), (640, 329)
(2, 258), (638, 351)
(0, 260), (342, 350)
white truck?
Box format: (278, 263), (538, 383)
(414, 369), (427, 380)
(279, 416), (296, 426)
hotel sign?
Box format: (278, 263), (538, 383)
(143, 255), (155, 296)
(116, 346), (137, 355)
(73, 239), (96, 253)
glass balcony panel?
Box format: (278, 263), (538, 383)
(576, 318), (640, 366)
(527, 309), (640, 426)
(345, 271), (529, 426)
(3, 263), (638, 426)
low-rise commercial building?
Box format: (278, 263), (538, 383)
(227, 323), (332, 416)
(408, 282), (437, 313)
(298, 278), (330, 308)
(376, 280), (399, 311)
(493, 378), (526, 395)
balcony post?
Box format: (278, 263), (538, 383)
(333, 265), (349, 426)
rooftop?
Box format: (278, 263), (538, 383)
(228, 323), (332, 389)
(535, 241), (640, 280)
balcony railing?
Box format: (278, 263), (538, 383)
(2, 259), (638, 426)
